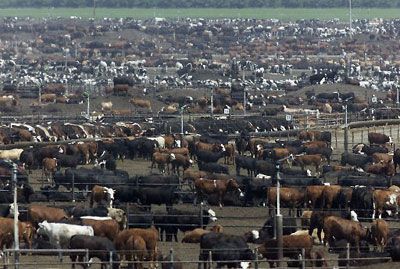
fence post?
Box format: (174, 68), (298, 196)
(72, 172), (75, 203)
(109, 250), (113, 269)
(254, 247), (259, 269)
(126, 203), (130, 228)
(200, 203), (204, 228)
(3, 248), (8, 269)
(346, 243), (350, 269)
(351, 131), (354, 147)
(208, 250), (212, 269)
(170, 248), (174, 269)
(58, 249), (63, 263)
(301, 248), (306, 269)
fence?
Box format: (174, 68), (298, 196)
(0, 243), (393, 269)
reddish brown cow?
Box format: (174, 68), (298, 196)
(368, 132), (392, 145)
(294, 154), (324, 172)
(303, 141), (328, 149)
(258, 234), (314, 268)
(194, 178), (243, 207)
(182, 169), (209, 183)
(372, 153), (393, 164)
(129, 98), (151, 110)
(323, 216), (368, 253)
(267, 187), (305, 216)
(0, 218), (35, 249)
(114, 226), (158, 267)
(322, 185), (342, 209)
(370, 219), (389, 251)
(366, 162), (395, 176)
(113, 84), (129, 96)
(41, 93), (57, 103)
(89, 185), (115, 208)
(195, 141), (222, 153)
(271, 148), (290, 160)
(170, 153), (193, 176)
(305, 185), (325, 209)
(28, 205), (69, 227)
(42, 157), (57, 182)
(224, 144), (235, 164)
(372, 189), (399, 219)
(181, 225), (223, 243)
(125, 234), (147, 269)
(81, 219), (120, 241)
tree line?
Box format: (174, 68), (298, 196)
(2, 0), (400, 8)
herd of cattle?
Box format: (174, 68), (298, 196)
(2, 126), (400, 268)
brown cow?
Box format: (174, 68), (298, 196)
(298, 130), (318, 141)
(223, 144), (235, 164)
(294, 154), (324, 172)
(113, 84), (129, 96)
(181, 225), (223, 243)
(89, 185), (115, 208)
(41, 93), (57, 103)
(126, 234), (147, 269)
(195, 141), (222, 153)
(303, 141), (328, 149)
(182, 169), (208, 184)
(42, 157), (57, 182)
(366, 162), (395, 177)
(170, 153), (193, 176)
(270, 147), (290, 160)
(129, 98), (151, 110)
(267, 187), (305, 216)
(151, 152), (173, 174)
(305, 185), (325, 209)
(163, 134), (175, 149)
(81, 218), (120, 241)
(28, 205), (69, 227)
(372, 189), (399, 219)
(194, 178), (243, 207)
(372, 153), (393, 164)
(258, 234), (313, 268)
(368, 132), (392, 145)
(321, 185), (342, 209)
(323, 216), (368, 253)
(0, 218), (35, 249)
(114, 226), (158, 267)
(370, 219), (389, 252)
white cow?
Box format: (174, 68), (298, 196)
(37, 221), (94, 248)
(0, 148), (24, 161)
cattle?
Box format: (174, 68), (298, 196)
(42, 157), (57, 182)
(394, 148), (400, 172)
(71, 205), (109, 218)
(151, 152), (174, 174)
(303, 141), (328, 149)
(254, 160), (276, 177)
(195, 178), (244, 207)
(81, 218), (120, 241)
(37, 221), (94, 248)
(323, 216), (368, 253)
(56, 153), (84, 168)
(279, 176), (323, 187)
(293, 154), (324, 172)
(181, 225), (223, 243)
(224, 144), (235, 164)
(69, 235), (119, 269)
(125, 234), (147, 269)
(107, 208), (127, 230)
(267, 187), (304, 216)
(305, 185), (325, 209)
(308, 210), (353, 244)
(372, 153), (393, 164)
(114, 227), (158, 267)
(350, 186), (374, 219)
(129, 98), (151, 110)
(341, 152), (372, 168)
(370, 219), (389, 251)
(368, 132), (392, 145)
(89, 185), (115, 208)
(366, 162), (395, 176)
(196, 149), (227, 163)
(246, 216), (297, 244)
(154, 208), (217, 242)
(101, 101), (113, 112)
(182, 169), (208, 184)
(113, 84), (129, 96)
(304, 147), (333, 164)
(41, 93), (57, 103)
(321, 185), (342, 209)
(258, 234), (313, 268)
(28, 205), (69, 227)
(372, 189), (399, 219)
(198, 161), (229, 174)
(0, 148), (24, 161)
(387, 235), (400, 261)
(353, 143), (389, 155)
(170, 153), (193, 175)
(0, 217), (34, 249)
(199, 233), (253, 269)
(235, 155), (256, 176)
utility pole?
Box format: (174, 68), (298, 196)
(349, 0), (352, 38)
(344, 105), (349, 152)
(275, 163), (283, 268)
(13, 163), (19, 269)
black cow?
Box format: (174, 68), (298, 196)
(240, 176), (272, 206)
(56, 153), (84, 168)
(254, 160), (276, 177)
(279, 176), (323, 187)
(124, 204), (153, 228)
(131, 174), (179, 187)
(154, 208), (217, 242)
(338, 175), (387, 188)
(368, 132), (392, 145)
(350, 186), (374, 219)
(341, 152), (372, 168)
(69, 235), (120, 269)
(245, 216), (297, 244)
(198, 161), (229, 174)
(196, 150), (226, 163)
(19, 148), (37, 172)
(235, 155), (256, 176)
(387, 235), (400, 261)
(199, 233), (253, 269)
(71, 205), (108, 218)
(353, 143), (389, 155)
